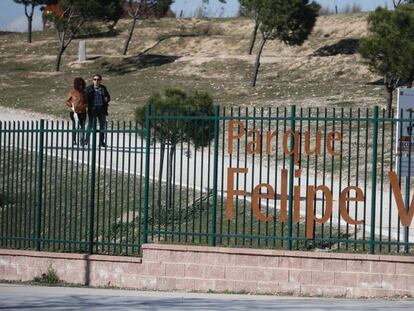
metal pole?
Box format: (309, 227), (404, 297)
(211, 105), (220, 247)
(35, 119), (44, 251)
(143, 104), (152, 244)
(89, 119), (97, 254)
(370, 107), (379, 254)
(404, 177), (410, 252)
(288, 105), (296, 251)
(404, 109), (413, 252)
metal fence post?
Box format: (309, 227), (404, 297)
(0, 121), (2, 248)
(370, 106), (379, 254)
(288, 105), (296, 251)
(35, 119), (44, 251)
(211, 105), (220, 247)
(143, 104), (152, 244)
(89, 119), (97, 254)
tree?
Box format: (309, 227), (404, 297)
(122, 0), (227, 55)
(14, 0), (52, 43)
(240, 0), (265, 55)
(359, 5), (414, 115)
(251, 0), (320, 87)
(101, 0), (125, 30)
(135, 88), (216, 210)
(392, 6), (414, 88)
(393, 0), (414, 7)
(122, 0), (173, 56)
(46, 0), (123, 71)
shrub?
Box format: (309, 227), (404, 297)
(33, 267), (60, 284)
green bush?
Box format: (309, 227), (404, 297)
(33, 267), (60, 285)
(135, 88), (216, 148)
(136, 88), (217, 210)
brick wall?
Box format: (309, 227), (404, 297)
(1, 245), (413, 298)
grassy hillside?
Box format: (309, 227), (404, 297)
(0, 13), (387, 120)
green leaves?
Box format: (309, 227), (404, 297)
(360, 5), (414, 84)
(250, 0), (320, 86)
(13, 0), (46, 5)
(125, 0), (173, 18)
(359, 4), (414, 112)
(259, 0), (320, 45)
(136, 88), (215, 148)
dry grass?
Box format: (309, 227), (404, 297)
(0, 14), (389, 121)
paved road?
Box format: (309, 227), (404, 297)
(0, 284), (414, 311)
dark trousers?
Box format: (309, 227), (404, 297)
(70, 112), (87, 144)
(87, 112), (107, 145)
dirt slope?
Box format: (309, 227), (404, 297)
(0, 13), (386, 120)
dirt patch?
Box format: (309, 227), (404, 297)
(0, 107), (55, 121)
(0, 13), (387, 119)
(26, 71), (63, 78)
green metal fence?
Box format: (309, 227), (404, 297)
(0, 106), (413, 256)
(0, 120), (147, 255)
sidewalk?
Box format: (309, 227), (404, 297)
(0, 284), (413, 311)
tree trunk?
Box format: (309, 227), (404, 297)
(247, 20), (259, 55)
(386, 87), (393, 118)
(54, 44), (66, 72)
(407, 80), (413, 88)
(251, 37), (267, 87)
(166, 144), (176, 210)
(27, 16), (32, 43)
(157, 142), (166, 210)
(123, 17), (137, 55)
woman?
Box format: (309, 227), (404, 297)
(65, 77), (88, 145)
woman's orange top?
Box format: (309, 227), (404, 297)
(65, 88), (87, 113)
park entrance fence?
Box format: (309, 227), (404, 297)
(0, 106), (413, 256)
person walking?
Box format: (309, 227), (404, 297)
(65, 77), (88, 145)
(86, 74), (111, 147)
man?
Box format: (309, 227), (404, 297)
(86, 74), (110, 147)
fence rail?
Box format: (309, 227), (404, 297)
(0, 106), (413, 256)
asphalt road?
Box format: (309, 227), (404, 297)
(0, 284), (414, 311)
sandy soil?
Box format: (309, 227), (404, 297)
(0, 107), (55, 121)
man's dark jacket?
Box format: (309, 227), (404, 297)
(86, 84), (111, 116)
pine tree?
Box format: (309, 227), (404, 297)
(251, 0), (320, 87)
(135, 89), (216, 211)
(239, 0), (265, 55)
(360, 5), (414, 115)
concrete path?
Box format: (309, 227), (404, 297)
(1, 284), (414, 311)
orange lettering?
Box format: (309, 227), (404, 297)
(283, 131), (300, 165)
(247, 129), (262, 155)
(339, 187), (364, 225)
(304, 131), (322, 156)
(327, 131), (342, 156)
(227, 120), (245, 155)
(306, 185), (333, 239)
(265, 130), (277, 155)
(280, 169), (288, 223)
(226, 168), (248, 220)
(252, 184), (274, 222)
(389, 171), (414, 227)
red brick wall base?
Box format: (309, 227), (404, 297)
(1, 245), (413, 298)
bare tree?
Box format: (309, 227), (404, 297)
(14, 0), (50, 43)
(46, 0), (122, 71)
(122, 0), (172, 56)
